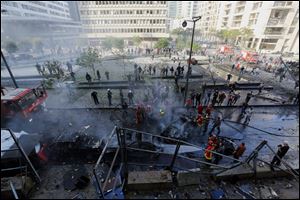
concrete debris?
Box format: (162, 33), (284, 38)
(183, 192), (191, 199)
(285, 184), (293, 189)
(260, 186), (279, 199)
(69, 123), (73, 126)
(269, 187), (279, 199)
(258, 162), (265, 167)
(84, 125), (90, 129)
(210, 188), (225, 199)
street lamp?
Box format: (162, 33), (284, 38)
(182, 16), (201, 105)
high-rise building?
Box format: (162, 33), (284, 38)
(216, 1), (299, 53)
(1, 1), (72, 20)
(78, 1), (169, 48)
(1, 1), (84, 50)
(196, 1), (221, 40)
(167, 1), (177, 18)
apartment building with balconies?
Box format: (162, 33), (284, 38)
(217, 1), (299, 53)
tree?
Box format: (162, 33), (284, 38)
(76, 47), (101, 77)
(192, 43), (201, 53)
(102, 37), (114, 50)
(175, 37), (186, 51)
(113, 38), (124, 51)
(132, 36), (142, 47)
(154, 38), (169, 49)
(240, 27), (254, 47)
(217, 29), (241, 45)
(19, 40), (33, 52)
(5, 41), (18, 55)
(171, 28), (186, 36)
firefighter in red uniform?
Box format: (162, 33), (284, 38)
(206, 104), (213, 117)
(197, 104), (203, 115)
(196, 114), (203, 127)
(205, 135), (218, 162)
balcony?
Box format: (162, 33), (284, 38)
(267, 18), (286, 26)
(273, 1), (293, 9)
(236, 1), (246, 7)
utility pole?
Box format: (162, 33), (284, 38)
(182, 16), (201, 105)
(1, 51), (19, 88)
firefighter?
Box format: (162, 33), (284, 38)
(196, 114), (203, 127)
(233, 143), (246, 160)
(205, 104), (213, 117)
(185, 98), (193, 116)
(197, 104), (203, 115)
(204, 135), (217, 162)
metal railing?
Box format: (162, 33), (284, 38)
(92, 126), (245, 198)
(1, 129), (41, 183)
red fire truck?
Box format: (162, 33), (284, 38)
(1, 85), (47, 119)
(218, 45), (234, 54)
(241, 50), (259, 64)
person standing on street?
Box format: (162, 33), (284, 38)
(245, 91), (253, 104)
(107, 89), (112, 106)
(128, 90), (134, 105)
(70, 71), (76, 82)
(105, 71), (110, 80)
(91, 91), (99, 105)
(233, 143), (246, 160)
(243, 107), (253, 125)
(233, 93), (240, 105)
(227, 73), (232, 83)
(270, 141), (289, 171)
(209, 117), (222, 136)
(212, 90), (219, 106)
(96, 70), (101, 80)
(86, 72), (92, 83)
(195, 93), (201, 106)
(36, 63), (42, 75)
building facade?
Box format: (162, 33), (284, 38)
(78, 1), (169, 48)
(1, 1), (72, 20)
(216, 1), (299, 53)
(196, 1), (221, 41)
(1, 1), (84, 52)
